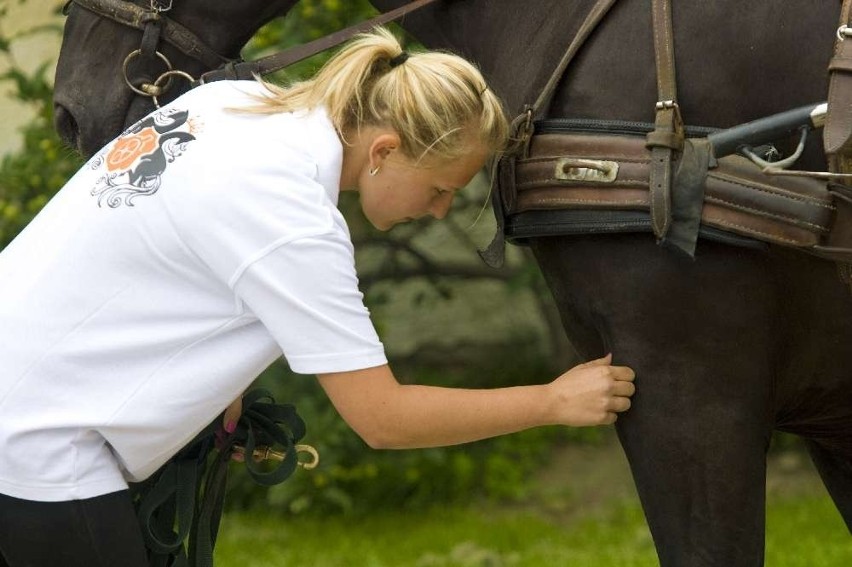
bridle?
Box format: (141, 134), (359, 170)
(65, 0), (232, 106)
(64, 0), (443, 108)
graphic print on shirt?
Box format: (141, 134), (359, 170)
(89, 108), (200, 208)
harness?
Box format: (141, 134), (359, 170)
(484, 0), (852, 287)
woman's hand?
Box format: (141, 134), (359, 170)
(222, 397), (242, 434)
(547, 354), (636, 426)
(215, 397), (245, 460)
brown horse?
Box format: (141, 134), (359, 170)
(52, 1), (852, 565)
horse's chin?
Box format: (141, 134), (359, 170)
(53, 96), (157, 159)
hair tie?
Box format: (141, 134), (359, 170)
(389, 52), (410, 68)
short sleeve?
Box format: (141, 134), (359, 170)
(232, 233), (387, 375)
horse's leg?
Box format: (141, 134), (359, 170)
(805, 440), (852, 530)
(531, 233), (778, 567)
(769, 248), (852, 533)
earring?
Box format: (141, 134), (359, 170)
(369, 165), (381, 176)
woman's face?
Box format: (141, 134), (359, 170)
(358, 144), (489, 231)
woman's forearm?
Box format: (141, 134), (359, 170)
(359, 382), (553, 449)
(317, 357), (635, 450)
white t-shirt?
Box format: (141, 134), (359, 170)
(0, 81), (387, 501)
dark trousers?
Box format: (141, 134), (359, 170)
(0, 490), (148, 567)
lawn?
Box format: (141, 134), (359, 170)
(214, 439), (852, 566)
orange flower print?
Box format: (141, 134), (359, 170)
(105, 127), (159, 172)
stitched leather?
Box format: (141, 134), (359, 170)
(646, 0), (683, 241)
(513, 132), (841, 255)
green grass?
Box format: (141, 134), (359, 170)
(213, 438), (851, 566)
(214, 491), (851, 567)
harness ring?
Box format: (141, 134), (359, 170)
(151, 69), (196, 107)
(122, 48), (173, 97)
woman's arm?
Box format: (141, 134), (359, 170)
(316, 355), (635, 449)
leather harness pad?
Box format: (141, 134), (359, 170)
(507, 133), (836, 252)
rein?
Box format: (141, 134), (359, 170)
(66, 0), (442, 107)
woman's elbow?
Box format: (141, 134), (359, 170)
(355, 423), (404, 450)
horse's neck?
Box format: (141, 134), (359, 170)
(372, 0), (840, 128)
(174, 0), (299, 57)
(370, 0), (586, 113)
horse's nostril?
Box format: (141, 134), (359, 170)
(53, 104), (80, 152)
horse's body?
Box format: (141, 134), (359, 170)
(52, 1), (852, 564)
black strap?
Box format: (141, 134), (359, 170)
(130, 389), (307, 567)
(198, 0), (443, 83)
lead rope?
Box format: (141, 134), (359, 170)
(130, 389), (317, 567)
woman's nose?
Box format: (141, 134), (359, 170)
(429, 193), (454, 220)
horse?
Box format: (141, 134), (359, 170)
(52, 1), (852, 565)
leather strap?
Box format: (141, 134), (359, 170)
(645, 0), (683, 240)
(825, 0), (852, 174)
(480, 0), (618, 267)
(199, 0), (442, 83)
(529, 0), (619, 123)
(71, 0), (230, 70)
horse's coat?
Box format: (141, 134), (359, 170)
(52, 1), (852, 564)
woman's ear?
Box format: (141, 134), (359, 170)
(368, 132), (401, 170)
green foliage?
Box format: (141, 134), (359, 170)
(244, 0), (381, 84)
(0, 13), (84, 249)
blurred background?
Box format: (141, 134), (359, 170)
(1, 1), (849, 565)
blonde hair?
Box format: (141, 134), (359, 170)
(243, 27), (509, 164)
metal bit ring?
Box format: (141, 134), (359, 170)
(122, 49), (173, 97)
(151, 70), (196, 108)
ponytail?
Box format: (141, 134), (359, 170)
(242, 27), (509, 163)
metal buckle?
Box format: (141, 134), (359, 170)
(655, 100), (678, 111)
(232, 443), (320, 470)
(838, 25), (852, 41)
(150, 0), (173, 12)
(555, 158), (619, 183)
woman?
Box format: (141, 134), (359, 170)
(0, 27), (635, 566)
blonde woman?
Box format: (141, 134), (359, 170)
(0, 27), (635, 566)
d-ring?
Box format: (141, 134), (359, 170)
(122, 49), (173, 97)
(151, 70), (196, 108)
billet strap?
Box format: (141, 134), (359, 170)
(199, 0), (442, 83)
(479, 0), (618, 268)
(825, 0), (852, 176)
(645, 0), (683, 240)
(528, 0), (619, 128)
